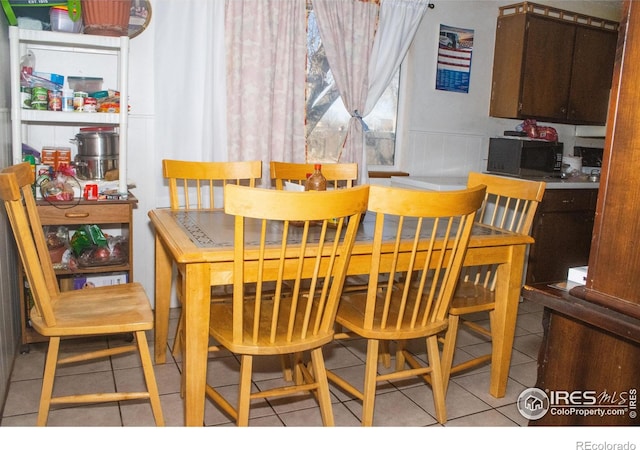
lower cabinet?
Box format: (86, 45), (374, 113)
(525, 188), (598, 284)
(19, 196), (137, 349)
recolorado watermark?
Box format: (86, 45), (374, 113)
(576, 443), (636, 450)
(517, 387), (637, 421)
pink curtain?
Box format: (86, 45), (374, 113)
(225, 0), (307, 185)
(312, 0), (379, 179)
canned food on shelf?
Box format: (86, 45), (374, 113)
(31, 86), (48, 110)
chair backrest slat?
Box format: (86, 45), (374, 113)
(465, 172), (546, 291)
(224, 184), (369, 347)
(163, 159), (262, 210)
(0, 163), (60, 327)
(270, 161), (357, 190)
(363, 184), (486, 331)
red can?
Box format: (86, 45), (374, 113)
(83, 97), (97, 112)
(83, 184), (98, 200)
(48, 90), (62, 111)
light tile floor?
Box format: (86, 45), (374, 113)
(1, 300), (544, 427)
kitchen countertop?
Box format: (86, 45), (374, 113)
(390, 174), (599, 191)
(516, 176), (599, 189)
(390, 176), (468, 191)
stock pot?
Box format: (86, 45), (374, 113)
(70, 128), (119, 180)
(70, 129), (119, 157)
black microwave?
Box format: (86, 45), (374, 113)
(486, 137), (563, 177)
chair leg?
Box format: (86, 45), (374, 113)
(136, 331), (165, 426)
(291, 352), (308, 384)
(426, 334), (447, 424)
(310, 347), (334, 426)
(37, 336), (60, 426)
(440, 314), (460, 394)
(395, 340), (406, 370)
(281, 354), (294, 382)
(379, 340), (391, 368)
(361, 339), (380, 426)
(237, 354), (253, 426)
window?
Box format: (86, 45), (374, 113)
(305, 6), (399, 166)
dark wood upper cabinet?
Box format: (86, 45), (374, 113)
(569, 26), (618, 123)
(490, 2), (618, 125)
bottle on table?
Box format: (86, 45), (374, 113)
(305, 164), (327, 191)
(305, 164), (341, 227)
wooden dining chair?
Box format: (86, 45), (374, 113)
(205, 183), (369, 426)
(269, 161), (358, 190)
(0, 163), (164, 426)
(325, 184), (486, 425)
(163, 159), (262, 209)
(162, 159), (263, 358)
(438, 172), (546, 389)
(270, 160), (365, 378)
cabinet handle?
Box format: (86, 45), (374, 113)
(64, 212), (90, 218)
(562, 199), (575, 204)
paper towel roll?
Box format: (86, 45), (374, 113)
(562, 155), (582, 174)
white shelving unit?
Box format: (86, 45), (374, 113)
(9, 26), (129, 195)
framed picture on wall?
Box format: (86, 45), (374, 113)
(436, 24), (474, 93)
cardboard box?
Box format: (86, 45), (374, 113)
(41, 147), (72, 171)
(567, 266), (588, 285)
(73, 273), (128, 290)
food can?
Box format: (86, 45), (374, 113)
(20, 86), (32, 109)
(83, 97), (97, 113)
(48, 90), (62, 111)
(73, 91), (87, 111)
(31, 86), (48, 110)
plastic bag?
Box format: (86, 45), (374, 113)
(40, 177), (74, 201)
(520, 119), (558, 142)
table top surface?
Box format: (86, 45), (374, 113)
(149, 208), (534, 263)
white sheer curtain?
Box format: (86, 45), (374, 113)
(313, 0), (429, 183)
(153, 0), (227, 196)
(225, 0), (307, 186)
(366, 0), (430, 112)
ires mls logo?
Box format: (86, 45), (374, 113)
(517, 387), (638, 421)
(517, 388), (549, 420)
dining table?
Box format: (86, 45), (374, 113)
(149, 206), (533, 426)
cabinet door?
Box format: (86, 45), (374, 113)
(490, 13), (527, 119)
(527, 210), (594, 284)
(520, 16), (575, 121)
(526, 189), (598, 284)
(568, 26), (618, 124)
